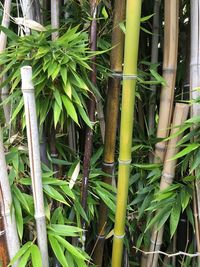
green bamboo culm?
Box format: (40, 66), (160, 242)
(111, 1), (142, 267)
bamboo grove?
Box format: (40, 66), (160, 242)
(0, 0), (200, 266)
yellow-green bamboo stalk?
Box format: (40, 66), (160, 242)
(147, 103), (189, 267)
(111, 1), (142, 266)
(154, 0), (179, 163)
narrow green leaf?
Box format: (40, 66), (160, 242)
(31, 245), (42, 267)
(49, 235), (69, 267)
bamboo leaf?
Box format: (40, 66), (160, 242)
(8, 242), (32, 266)
(49, 235), (69, 267)
(54, 235), (86, 260)
(31, 245), (42, 267)
(170, 143), (200, 160)
(170, 202), (181, 238)
(61, 95), (79, 125)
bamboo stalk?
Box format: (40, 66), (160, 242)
(190, 1), (200, 262)
(21, 66), (49, 267)
(0, 188), (9, 267)
(0, 0), (12, 126)
(20, 0), (34, 19)
(1, 82), (11, 126)
(81, 0), (97, 248)
(92, 0), (125, 264)
(148, 0), (161, 138)
(111, 1), (142, 266)
(51, 0), (59, 40)
(147, 103), (189, 267)
(154, 0), (179, 163)
(0, 126), (20, 265)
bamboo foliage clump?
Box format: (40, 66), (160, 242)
(21, 66), (49, 267)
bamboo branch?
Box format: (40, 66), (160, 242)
(21, 66), (49, 267)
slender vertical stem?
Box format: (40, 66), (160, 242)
(111, 1), (142, 266)
(81, 0), (97, 246)
(147, 103), (189, 267)
(92, 0), (125, 264)
(0, 127), (20, 265)
(148, 0), (161, 138)
(0, 188), (9, 267)
(51, 0), (60, 40)
(0, 0), (12, 126)
(21, 66), (49, 267)
(154, 0), (179, 163)
(190, 0), (200, 261)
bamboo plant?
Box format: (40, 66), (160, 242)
(0, 126), (20, 265)
(21, 66), (49, 267)
(147, 103), (189, 267)
(154, 0), (179, 163)
(111, 1), (142, 266)
(92, 0), (126, 265)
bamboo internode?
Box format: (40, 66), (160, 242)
(154, 0), (179, 163)
(111, 1), (142, 266)
(21, 66), (49, 267)
(147, 103), (189, 267)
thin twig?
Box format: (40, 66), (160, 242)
(133, 246), (200, 258)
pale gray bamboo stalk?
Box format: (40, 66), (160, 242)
(0, 126), (20, 264)
(0, 0), (12, 126)
(21, 66), (49, 267)
(148, 0), (161, 138)
(51, 0), (59, 40)
(190, 0), (200, 258)
(20, 0), (33, 19)
(1, 81), (11, 126)
(0, 0), (12, 52)
(147, 103), (189, 267)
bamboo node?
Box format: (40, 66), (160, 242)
(96, 234), (105, 239)
(0, 230), (6, 236)
(102, 161), (115, 167)
(111, 72), (137, 80)
(51, 153), (58, 158)
(162, 172), (174, 184)
(114, 233), (125, 239)
(150, 239), (162, 246)
(118, 158), (132, 165)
